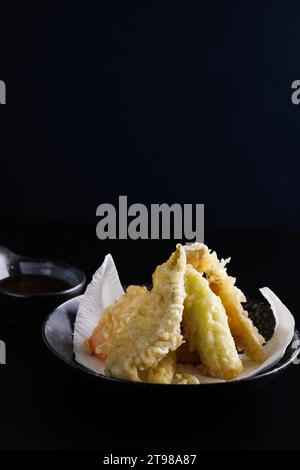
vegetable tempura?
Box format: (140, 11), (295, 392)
(104, 245), (186, 382)
(86, 243), (266, 384)
(184, 265), (243, 379)
(185, 243), (265, 363)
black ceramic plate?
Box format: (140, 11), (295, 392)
(42, 295), (300, 390)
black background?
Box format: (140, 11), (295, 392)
(0, 0), (300, 453)
(1, 0), (300, 229)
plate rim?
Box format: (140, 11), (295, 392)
(42, 295), (300, 387)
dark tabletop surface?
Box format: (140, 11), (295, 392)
(0, 221), (299, 451)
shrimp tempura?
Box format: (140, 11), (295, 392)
(87, 285), (149, 360)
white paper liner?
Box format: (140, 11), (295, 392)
(73, 254), (124, 375)
(73, 255), (295, 383)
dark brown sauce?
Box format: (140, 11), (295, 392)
(0, 275), (71, 294)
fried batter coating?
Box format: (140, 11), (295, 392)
(173, 364), (200, 384)
(176, 338), (200, 364)
(184, 265), (243, 380)
(173, 374), (200, 384)
(87, 285), (149, 360)
(146, 351), (177, 384)
(105, 245), (186, 382)
(185, 243), (264, 363)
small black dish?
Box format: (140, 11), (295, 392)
(43, 295), (300, 392)
(0, 246), (86, 325)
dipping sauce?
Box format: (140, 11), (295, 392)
(0, 275), (71, 295)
